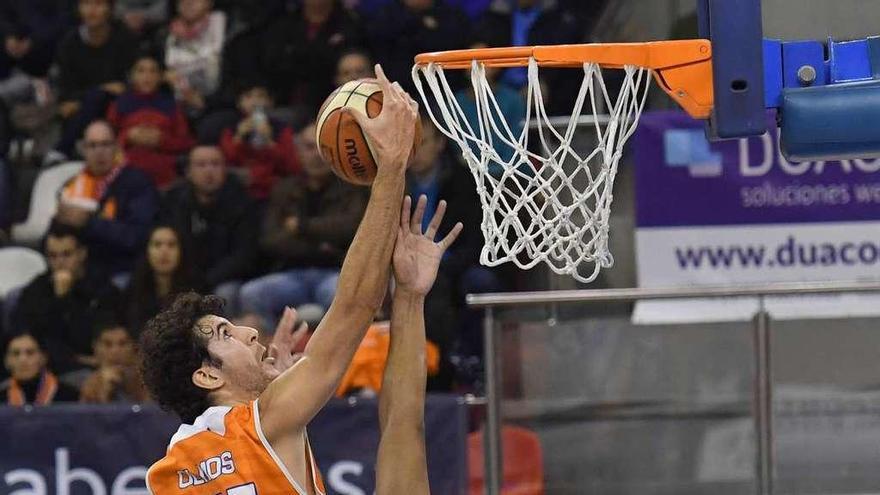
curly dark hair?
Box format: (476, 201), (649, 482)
(139, 292), (225, 423)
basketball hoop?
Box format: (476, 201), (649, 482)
(412, 41), (712, 283)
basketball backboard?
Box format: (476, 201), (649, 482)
(699, 0), (880, 161)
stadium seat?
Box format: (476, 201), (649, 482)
(468, 425), (545, 495)
(11, 161), (84, 247)
(0, 247), (46, 299)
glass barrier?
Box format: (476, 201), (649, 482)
(487, 305), (880, 494)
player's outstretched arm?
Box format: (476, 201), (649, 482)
(260, 65), (419, 437)
(376, 196), (462, 495)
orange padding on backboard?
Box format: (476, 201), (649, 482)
(414, 40), (714, 119)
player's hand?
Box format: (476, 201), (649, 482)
(392, 195), (462, 296)
(267, 307), (309, 373)
(341, 64), (418, 173)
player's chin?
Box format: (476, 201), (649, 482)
(260, 361), (281, 379)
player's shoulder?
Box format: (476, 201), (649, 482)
(164, 402), (256, 452)
(146, 403), (257, 492)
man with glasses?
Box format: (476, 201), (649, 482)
(12, 223), (121, 381)
(55, 119), (159, 282)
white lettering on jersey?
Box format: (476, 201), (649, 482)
(177, 451), (236, 488)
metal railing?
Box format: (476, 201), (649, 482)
(467, 280), (880, 495)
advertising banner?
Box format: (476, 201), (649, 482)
(633, 111), (880, 323)
(0, 396), (467, 495)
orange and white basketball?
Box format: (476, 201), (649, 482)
(316, 79), (420, 186)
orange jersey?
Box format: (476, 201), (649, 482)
(335, 321), (440, 397)
(147, 400), (325, 495)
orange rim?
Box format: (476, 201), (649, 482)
(414, 40), (715, 119)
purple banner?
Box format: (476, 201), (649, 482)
(0, 396), (467, 495)
(634, 110), (880, 227)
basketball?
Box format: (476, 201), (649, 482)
(316, 79), (421, 186)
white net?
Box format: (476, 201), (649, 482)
(412, 57), (652, 283)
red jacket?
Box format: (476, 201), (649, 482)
(220, 123), (301, 200)
(107, 90), (195, 188)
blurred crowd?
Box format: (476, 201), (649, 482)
(0, 0), (603, 406)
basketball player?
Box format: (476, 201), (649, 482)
(374, 194), (458, 495)
(141, 66), (457, 494)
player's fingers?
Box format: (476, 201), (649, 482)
(268, 343), (280, 359)
(291, 321), (309, 347)
(273, 306), (296, 339)
(340, 107), (371, 129)
(400, 195), (412, 230)
(411, 194), (427, 234)
(387, 78), (408, 105)
(375, 65), (400, 104)
(391, 81), (406, 100)
(375, 64), (391, 90)
(425, 199), (447, 240)
(440, 222), (464, 249)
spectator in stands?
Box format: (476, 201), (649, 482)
(203, 0), (283, 141)
(406, 115), (499, 369)
(334, 48), (374, 87)
(115, 0), (168, 49)
(12, 223), (121, 376)
(163, 0), (226, 118)
(353, 0), (490, 20)
(442, 0), (492, 20)
(0, 1), (68, 167)
(478, 0), (599, 113)
(56, 120), (159, 279)
(158, 145), (256, 313)
(0, 0), (71, 107)
(262, 0), (364, 116)
(219, 82), (301, 201)
(107, 54), (195, 189)
(366, 0), (472, 93)
(0, 107), (8, 240)
(220, 0), (285, 41)
(80, 324), (149, 403)
(124, 224), (202, 336)
(2, 332), (80, 405)
(51, 0), (137, 160)
(239, 122), (367, 326)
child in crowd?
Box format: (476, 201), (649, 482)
(164, 0), (225, 115)
(107, 54), (194, 188)
(219, 82), (300, 201)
